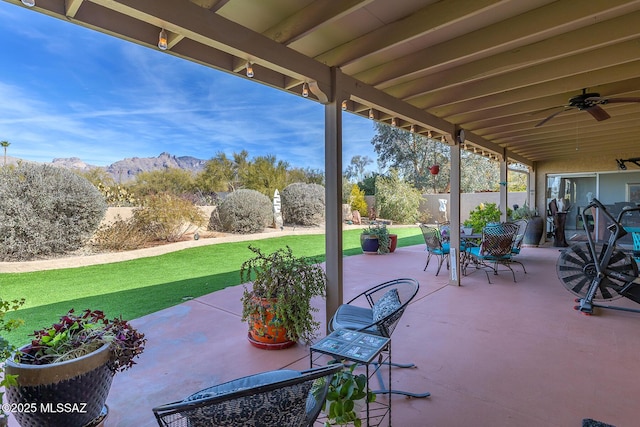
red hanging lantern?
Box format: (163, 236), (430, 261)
(429, 164), (440, 175)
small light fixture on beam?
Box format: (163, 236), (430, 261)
(427, 130), (432, 138)
(410, 124), (415, 133)
(369, 109), (374, 119)
(21, 0), (35, 6)
(302, 82), (309, 97)
(246, 62), (254, 78)
(341, 100), (347, 111)
(158, 28), (168, 50)
(391, 117), (397, 126)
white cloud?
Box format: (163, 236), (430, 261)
(0, 2), (376, 171)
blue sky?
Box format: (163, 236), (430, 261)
(0, 2), (378, 171)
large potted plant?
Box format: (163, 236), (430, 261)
(241, 245), (326, 349)
(0, 298), (25, 427)
(512, 203), (543, 246)
(359, 225), (391, 254)
(4, 308), (146, 427)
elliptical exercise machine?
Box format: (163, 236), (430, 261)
(556, 198), (640, 315)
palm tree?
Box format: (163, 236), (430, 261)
(0, 140), (10, 166)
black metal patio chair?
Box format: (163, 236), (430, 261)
(152, 364), (342, 427)
(463, 222), (520, 283)
(328, 277), (430, 398)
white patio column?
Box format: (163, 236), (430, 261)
(448, 131), (461, 286)
(324, 67), (344, 329)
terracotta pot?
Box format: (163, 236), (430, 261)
(247, 296), (295, 349)
(388, 234), (398, 252)
(5, 343), (113, 427)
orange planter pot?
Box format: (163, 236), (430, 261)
(388, 234), (398, 252)
(247, 297), (295, 350)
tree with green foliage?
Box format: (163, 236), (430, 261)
(287, 167), (324, 185)
(375, 169), (422, 223)
(371, 123), (434, 190)
(76, 168), (116, 187)
(132, 168), (196, 197)
(371, 122), (503, 193)
(1, 140), (10, 166)
(196, 150), (248, 192)
(242, 155), (290, 197)
(345, 155), (373, 182)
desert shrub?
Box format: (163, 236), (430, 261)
(96, 182), (138, 207)
(211, 189), (273, 234)
(281, 183), (325, 226)
(349, 184), (368, 216)
(0, 163), (107, 261)
(92, 215), (150, 251)
(132, 193), (206, 242)
(375, 171), (421, 223)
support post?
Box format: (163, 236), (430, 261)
(448, 133), (461, 286)
(499, 154), (508, 223)
(324, 67), (344, 330)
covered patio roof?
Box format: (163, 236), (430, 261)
(10, 0), (640, 163)
(7, 0), (640, 309)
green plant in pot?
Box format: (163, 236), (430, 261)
(511, 203), (544, 246)
(360, 225), (390, 254)
(463, 202), (512, 233)
(511, 203), (537, 221)
(4, 308), (146, 427)
(319, 362), (376, 427)
(0, 298), (25, 427)
(241, 245), (326, 349)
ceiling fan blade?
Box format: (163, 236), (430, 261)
(534, 107), (573, 127)
(586, 96), (640, 104)
(601, 97), (640, 103)
(585, 105), (610, 121)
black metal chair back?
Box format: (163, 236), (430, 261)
(152, 364), (342, 427)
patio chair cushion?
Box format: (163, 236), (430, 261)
(330, 304), (377, 334)
(372, 288), (401, 323)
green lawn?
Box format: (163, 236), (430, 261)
(1, 227), (423, 346)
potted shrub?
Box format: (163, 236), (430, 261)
(0, 298), (25, 427)
(318, 362), (376, 426)
(464, 202), (512, 233)
(4, 308), (146, 427)
(241, 245), (326, 349)
(360, 225), (391, 254)
(512, 203), (543, 246)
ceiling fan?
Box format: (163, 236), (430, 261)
(534, 89), (640, 127)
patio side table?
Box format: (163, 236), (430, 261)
(310, 329), (391, 427)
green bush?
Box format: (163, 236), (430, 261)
(133, 193), (206, 242)
(281, 183), (325, 226)
(0, 163), (107, 261)
(349, 184), (368, 216)
(211, 189), (273, 234)
(375, 171), (421, 223)
(463, 202), (512, 232)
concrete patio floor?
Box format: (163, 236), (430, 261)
(96, 242), (640, 427)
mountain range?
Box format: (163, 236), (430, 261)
(4, 152), (207, 183)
